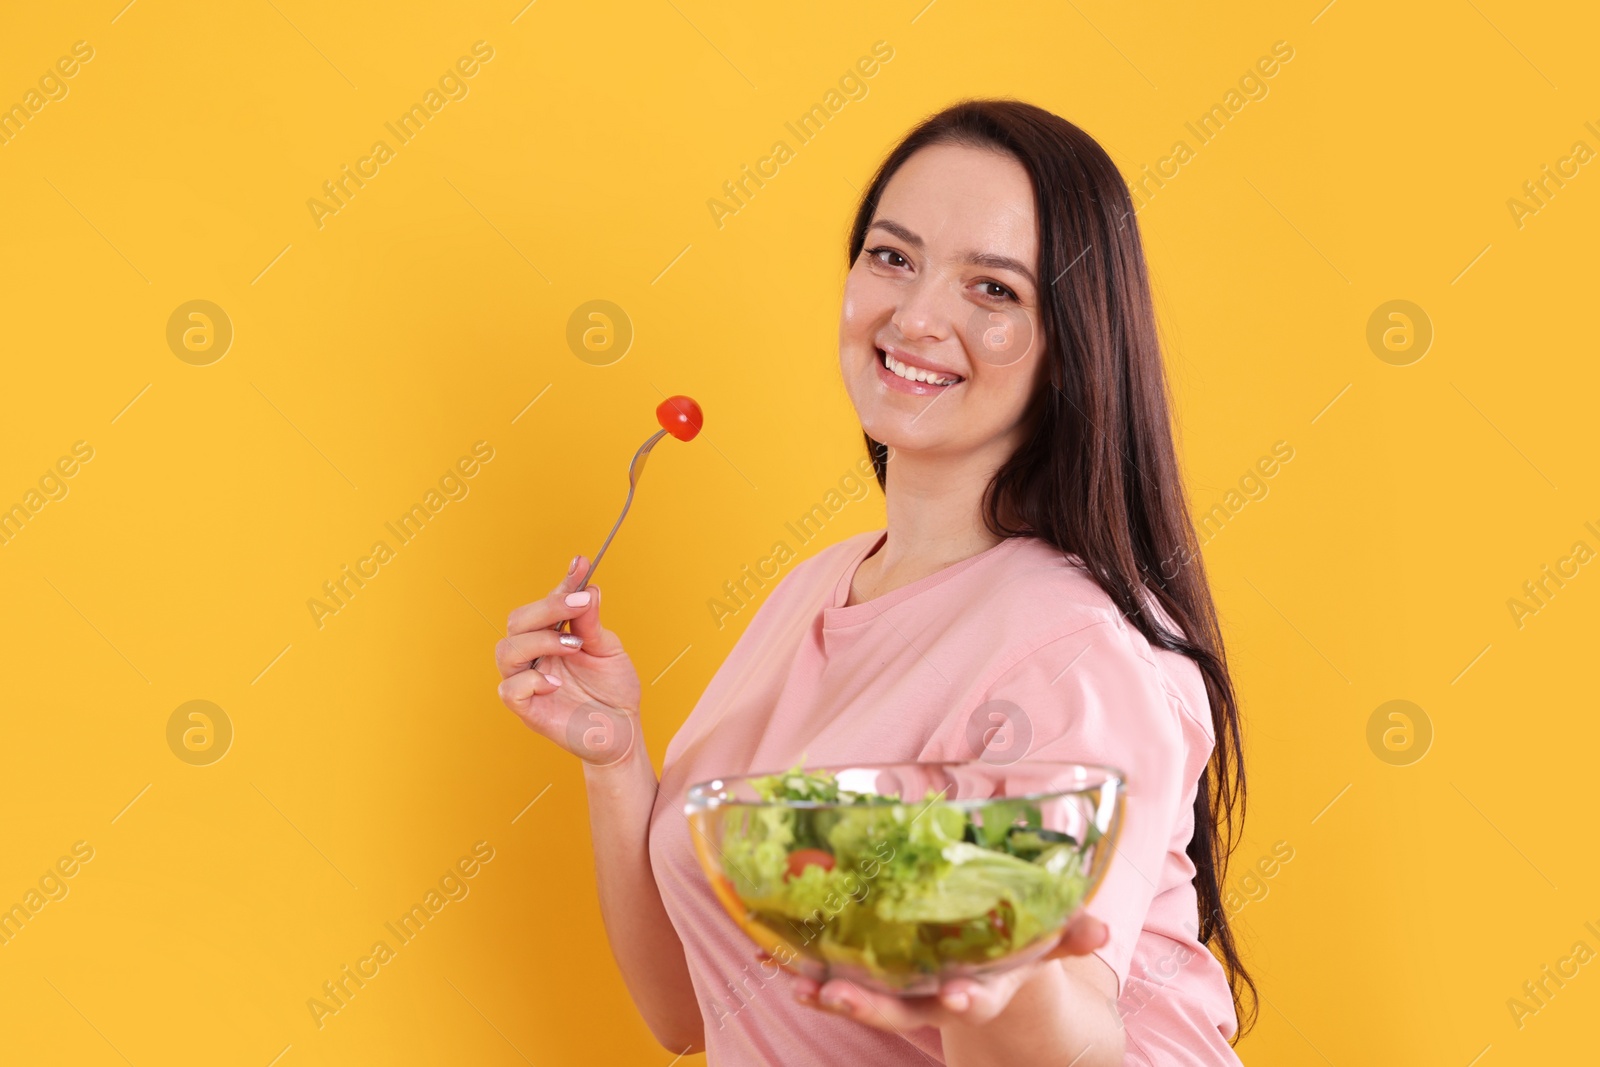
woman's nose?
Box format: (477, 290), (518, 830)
(890, 268), (959, 342)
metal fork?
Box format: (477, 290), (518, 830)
(529, 426), (670, 673)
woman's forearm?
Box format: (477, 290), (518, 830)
(583, 731), (705, 1054)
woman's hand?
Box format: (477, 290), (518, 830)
(495, 555), (643, 765)
(779, 913), (1121, 1064)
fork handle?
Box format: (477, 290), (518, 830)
(528, 428), (668, 673)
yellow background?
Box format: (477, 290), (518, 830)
(2, 0), (1596, 1063)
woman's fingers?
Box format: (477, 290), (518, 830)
(803, 979), (948, 1032)
(929, 976), (1016, 1026)
(794, 973), (1033, 1032)
(1042, 912), (1110, 960)
(504, 555), (595, 637)
(787, 925), (1097, 1032)
(551, 555), (611, 647)
(781, 964), (950, 1032)
(493, 554), (645, 762)
(497, 667), (565, 714)
(789, 975), (820, 1006)
(563, 584), (605, 644)
(494, 629), (583, 678)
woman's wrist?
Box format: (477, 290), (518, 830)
(579, 709), (651, 790)
(572, 701), (644, 776)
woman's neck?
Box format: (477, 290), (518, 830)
(847, 451), (1010, 605)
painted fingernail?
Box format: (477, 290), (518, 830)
(819, 992), (848, 1014)
(543, 673), (563, 687)
(564, 591), (591, 607)
(568, 555), (579, 575)
(942, 990), (970, 1012)
(558, 633), (583, 649)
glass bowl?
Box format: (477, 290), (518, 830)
(684, 760), (1124, 996)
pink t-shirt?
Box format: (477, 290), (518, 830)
(648, 528), (1242, 1065)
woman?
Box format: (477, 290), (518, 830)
(496, 99), (1252, 1065)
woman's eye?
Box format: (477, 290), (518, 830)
(867, 247), (908, 269)
(979, 280), (1017, 302)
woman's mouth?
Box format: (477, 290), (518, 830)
(875, 347), (964, 392)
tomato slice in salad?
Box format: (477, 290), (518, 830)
(784, 849), (836, 879)
(930, 905), (1013, 943)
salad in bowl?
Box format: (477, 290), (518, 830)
(684, 760), (1124, 996)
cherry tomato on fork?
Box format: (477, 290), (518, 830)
(656, 395), (704, 441)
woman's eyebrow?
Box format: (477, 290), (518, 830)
(967, 250), (1037, 289)
(867, 217), (1037, 288)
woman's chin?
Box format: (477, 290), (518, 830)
(860, 425), (938, 458)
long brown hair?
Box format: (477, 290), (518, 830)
(847, 98), (1256, 1035)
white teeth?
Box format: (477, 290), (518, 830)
(882, 350), (960, 386)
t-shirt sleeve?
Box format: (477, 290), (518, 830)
(973, 619), (1189, 995)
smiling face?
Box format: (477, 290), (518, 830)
(840, 141), (1048, 470)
